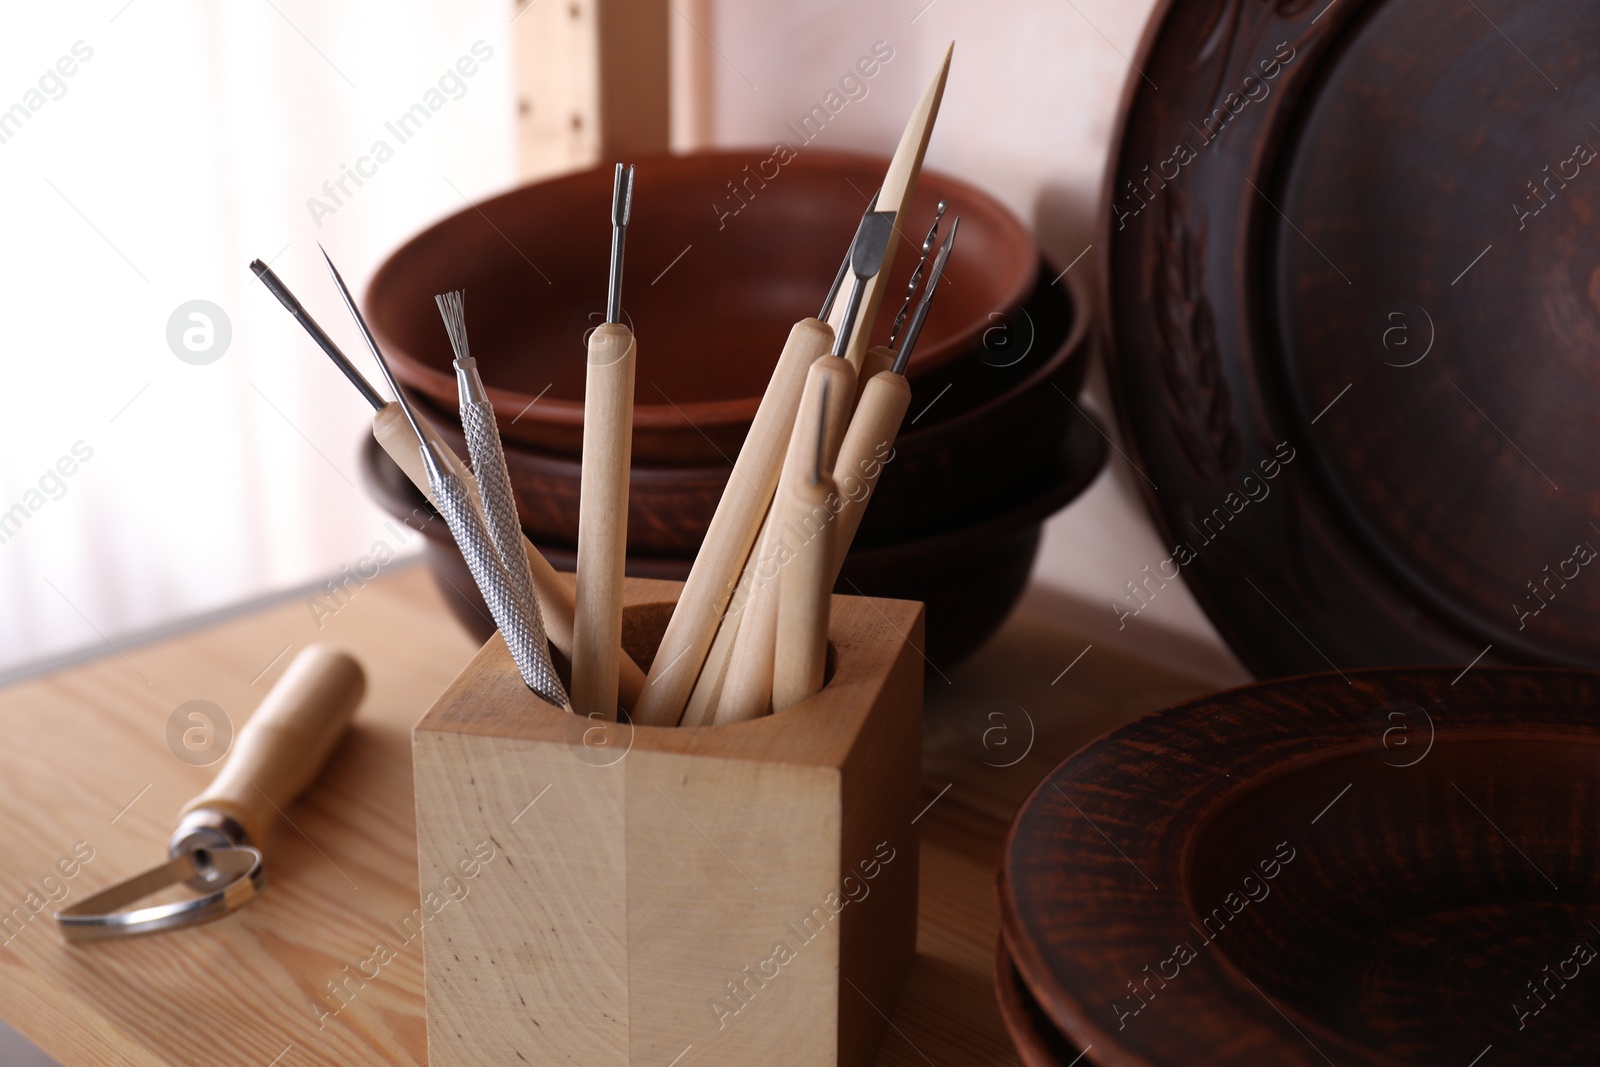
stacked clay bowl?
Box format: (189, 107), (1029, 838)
(360, 151), (1106, 666)
(999, 668), (1600, 1064)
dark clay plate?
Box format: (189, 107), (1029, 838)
(1101, 0), (1600, 675)
(999, 667), (1600, 1066)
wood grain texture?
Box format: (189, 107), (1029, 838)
(0, 566), (1218, 1067)
(573, 322), (637, 720)
(512, 0), (669, 182)
(633, 317), (833, 728)
(413, 577), (924, 1065)
(181, 645), (366, 849)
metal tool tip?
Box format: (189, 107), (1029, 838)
(813, 378), (830, 486)
(434, 290), (470, 362)
(849, 212), (896, 278)
(249, 259), (269, 278)
(612, 163), (635, 227)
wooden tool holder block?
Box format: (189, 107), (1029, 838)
(413, 577), (924, 1066)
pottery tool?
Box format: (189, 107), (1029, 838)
(715, 356), (855, 725)
(632, 210), (906, 727)
(832, 218), (958, 577)
(772, 384), (838, 713)
(668, 206), (891, 727)
(255, 259), (647, 705)
(858, 201), (948, 402)
(682, 205), (893, 726)
(572, 164), (636, 721)
(435, 288), (554, 699)
(826, 43), (952, 371)
(56, 645), (364, 941)
(319, 250), (569, 707)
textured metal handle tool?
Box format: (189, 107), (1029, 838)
(437, 290), (559, 704)
(432, 454), (569, 707)
(461, 398), (544, 633)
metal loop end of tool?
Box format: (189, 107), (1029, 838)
(54, 846), (264, 944)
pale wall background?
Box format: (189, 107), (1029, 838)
(0, 0), (1246, 1059)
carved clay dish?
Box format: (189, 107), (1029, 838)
(1000, 667), (1600, 1065)
(1101, 0), (1600, 676)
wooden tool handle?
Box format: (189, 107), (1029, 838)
(634, 317), (834, 727)
(372, 402), (648, 712)
(717, 358), (855, 723)
(853, 345), (895, 409)
(572, 322), (636, 720)
(714, 541), (781, 724)
(831, 370), (912, 576)
(773, 473), (837, 712)
(679, 553), (754, 727)
(826, 44), (952, 370)
(812, 355), (858, 475)
(180, 645), (366, 848)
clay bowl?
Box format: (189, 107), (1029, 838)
(995, 939), (1082, 1067)
(1000, 668), (1600, 1066)
(407, 262), (1087, 558)
(361, 405), (1107, 667)
(365, 149), (1036, 465)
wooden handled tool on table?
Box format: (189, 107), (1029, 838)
(249, 259), (648, 711)
(572, 163), (637, 721)
(56, 646), (365, 942)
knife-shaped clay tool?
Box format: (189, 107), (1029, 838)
(825, 42), (952, 371)
(56, 645), (365, 942)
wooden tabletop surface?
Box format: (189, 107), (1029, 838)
(0, 563), (1217, 1066)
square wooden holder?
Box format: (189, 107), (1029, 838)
(412, 577), (925, 1065)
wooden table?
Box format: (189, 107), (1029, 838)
(0, 564), (1217, 1066)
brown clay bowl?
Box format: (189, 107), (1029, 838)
(405, 261), (1087, 558)
(361, 405), (1107, 667)
(365, 149), (1036, 464)
(1000, 668), (1600, 1066)
(995, 939), (1084, 1067)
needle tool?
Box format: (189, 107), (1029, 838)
(572, 164), (637, 720)
(859, 201), (947, 398)
(57, 646), (365, 941)
(832, 216), (959, 578)
(320, 249), (568, 706)
(252, 259), (649, 709)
